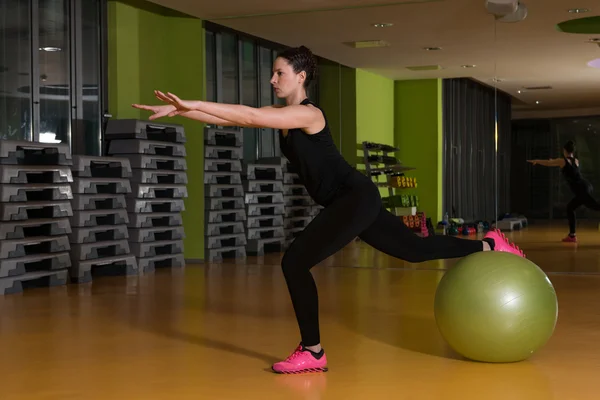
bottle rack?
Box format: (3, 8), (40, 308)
(359, 141), (424, 235)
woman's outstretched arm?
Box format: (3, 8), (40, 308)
(132, 103), (241, 126)
(157, 91), (320, 130)
(527, 159), (565, 167)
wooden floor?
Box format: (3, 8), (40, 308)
(1, 222), (600, 399)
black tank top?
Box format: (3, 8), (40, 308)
(562, 156), (588, 192)
(279, 98), (354, 205)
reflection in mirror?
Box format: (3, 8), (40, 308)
(506, 4), (600, 241)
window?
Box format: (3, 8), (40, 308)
(0, 0), (32, 141)
(204, 22), (319, 162)
(0, 0), (106, 154)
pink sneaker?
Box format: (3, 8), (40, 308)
(484, 228), (526, 258)
(272, 344), (328, 374)
(562, 235), (577, 243)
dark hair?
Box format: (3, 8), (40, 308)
(564, 140), (576, 154)
(277, 46), (317, 88)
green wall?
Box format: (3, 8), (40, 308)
(394, 79), (443, 223)
(108, 0), (206, 261)
(356, 70), (395, 145)
(356, 69), (395, 194)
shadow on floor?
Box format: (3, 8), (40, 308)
(337, 311), (464, 361)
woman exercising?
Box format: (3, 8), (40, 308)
(528, 140), (600, 242)
(133, 45), (524, 375)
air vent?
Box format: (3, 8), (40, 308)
(406, 65), (442, 71)
(523, 86), (553, 90)
(344, 40), (391, 49)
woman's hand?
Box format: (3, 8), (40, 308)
(526, 160), (538, 165)
(131, 103), (176, 120)
(154, 90), (202, 117)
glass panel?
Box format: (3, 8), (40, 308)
(259, 46), (275, 157)
(80, 0), (101, 155)
(0, 0), (32, 140)
(220, 31), (238, 105)
(38, 0), (71, 145)
(241, 39), (258, 162)
(205, 31), (216, 102)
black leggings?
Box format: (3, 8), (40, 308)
(281, 172), (484, 346)
(567, 189), (600, 234)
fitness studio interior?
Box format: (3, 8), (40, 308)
(1, 0), (600, 398)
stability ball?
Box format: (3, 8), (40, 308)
(434, 251), (558, 363)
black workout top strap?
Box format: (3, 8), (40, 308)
(562, 156), (586, 191)
(279, 99), (353, 205)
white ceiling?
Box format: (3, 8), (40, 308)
(150, 0), (600, 113)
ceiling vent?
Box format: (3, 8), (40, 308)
(406, 65), (442, 71)
(344, 40), (391, 49)
(523, 85), (552, 90)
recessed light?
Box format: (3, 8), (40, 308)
(588, 58), (600, 68)
(461, 64), (476, 68)
(536, 101), (541, 104)
(568, 8), (590, 13)
(424, 47), (442, 51)
(587, 38), (600, 43)
(372, 23), (393, 28)
(39, 47), (62, 52)
(492, 78), (503, 82)
(517, 90), (522, 94)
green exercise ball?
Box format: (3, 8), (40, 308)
(434, 251), (558, 363)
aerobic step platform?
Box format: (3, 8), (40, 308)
(105, 119), (186, 143)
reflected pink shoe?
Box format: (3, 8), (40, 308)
(272, 344), (328, 374)
(484, 228), (526, 258)
(562, 235), (577, 243)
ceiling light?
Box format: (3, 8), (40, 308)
(461, 64), (476, 68)
(587, 38), (600, 43)
(39, 47), (62, 52)
(587, 58), (600, 68)
(568, 8), (590, 13)
(423, 47), (442, 51)
(535, 101), (540, 104)
(517, 90), (522, 94)
(372, 23), (393, 28)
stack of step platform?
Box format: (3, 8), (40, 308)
(279, 157), (321, 249)
(0, 140), (73, 295)
(105, 119), (187, 272)
(242, 158), (285, 256)
(70, 155), (138, 283)
(204, 127), (247, 262)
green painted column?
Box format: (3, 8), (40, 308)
(108, 0), (206, 261)
(394, 79), (443, 223)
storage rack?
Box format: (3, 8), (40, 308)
(359, 141), (417, 217)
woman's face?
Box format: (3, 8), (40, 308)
(270, 57), (305, 98)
